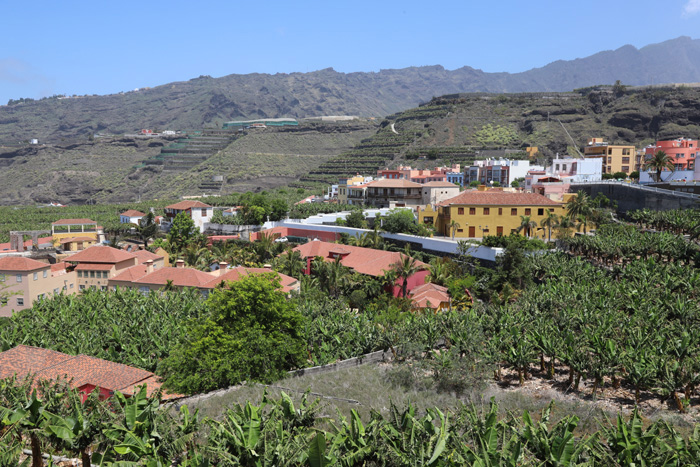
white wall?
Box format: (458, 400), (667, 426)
(190, 208), (214, 233)
(639, 169), (695, 184)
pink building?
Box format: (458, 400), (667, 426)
(645, 138), (698, 171)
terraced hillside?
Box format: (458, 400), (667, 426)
(296, 86), (700, 188)
(0, 121), (375, 205)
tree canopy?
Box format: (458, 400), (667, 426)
(160, 274), (306, 394)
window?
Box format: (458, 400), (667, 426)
(77, 271), (82, 278)
(79, 285), (85, 290)
(458, 207), (464, 215)
(17, 298), (24, 306)
(43, 270), (47, 278)
(457, 229), (463, 233)
(555, 164), (559, 171)
(201, 208), (207, 216)
(622, 157), (630, 164)
(538, 208), (544, 216)
(70, 283), (74, 289)
(511, 208), (517, 216)
(607, 157), (612, 163)
(54, 288), (59, 294)
(607, 166), (612, 173)
(101, 286), (108, 291)
(483, 207), (490, 215)
(621, 166), (629, 173)
(90, 271), (95, 278)
(562, 164), (567, 172)
(608, 148), (613, 155)
(139, 286), (150, 296)
(38, 294), (44, 300)
(1, 297), (7, 306)
(469, 207), (476, 215)
(498, 208), (503, 216)
(622, 148), (631, 155)
(33, 272), (38, 281)
(16, 274), (21, 283)
(103, 271), (109, 278)
(525, 208), (531, 215)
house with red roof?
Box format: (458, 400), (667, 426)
(0, 345), (179, 401)
(418, 187), (566, 239)
(119, 209), (146, 225)
(108, 260), (299, 296)
(365, 179), (424, 209)
(0, 257), (76, 317)
(64, 246), (141, 292)
(164, 201), (213, 233)
(292, 240), (428, 297)
(409, 283), (451, 311)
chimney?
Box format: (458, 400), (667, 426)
(145, 260), (154, 274)
(175, 259), (185, 268)
(217, 262), (228, 276)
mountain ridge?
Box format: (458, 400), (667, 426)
(1, 36), (699, 142)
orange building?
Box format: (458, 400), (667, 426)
(645, 138), (698, 171)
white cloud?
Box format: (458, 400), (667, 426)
(684, 0), (700, 16)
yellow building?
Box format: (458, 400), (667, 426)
(419, 189), (566, 239)
(583, 138), (637, 175)
(51, 219), (101, 250)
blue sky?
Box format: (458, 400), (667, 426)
(1, 0), (699, 104)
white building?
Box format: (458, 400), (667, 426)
(163, 201), (213, 233)
(466, 159), (537, 187)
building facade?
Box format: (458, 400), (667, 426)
(584, 138), (637, 175)
(644, 138), (698, 171)
(418, 189), (565, 239)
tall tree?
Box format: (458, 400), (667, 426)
(391, 253), (426, 298)
(540, 210), (559, 242)
(516, 215), (537, 239)
(136, 211), (159, 246)
(449, 220), (461, 240)
(644, 150), (675, 183)
(167, 212), (197, 253)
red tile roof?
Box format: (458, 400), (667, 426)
(110, 264), (149, 283)
(120, 210), (146, 217)
(133, 250), (164, 263)
(368, 179), (423, 188)
(51, 218), (97, 225)
(0, 346), (73, 380)
(293, 241), (427, 277)
(0, 256), (50, 272)
(66, 246), (137, 264)
(205, 267), (298, 292)
(439, 191), (562, 206)
(0, 346), (177, 399)
(166, 201), (212, 210)
(131, 267), (215, 288)
(410, 283), (450, 309)
(50, 261), (69, 273)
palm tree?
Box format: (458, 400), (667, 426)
(516, 215), (537, 238)
(391, 253), (426, 298)
(279, 250), (305, 278)
(566, 191), (592, 222)
(540, 210), (558, 242)
(427, 257), (450, 286)
(554, 216), (575, 240)
(644, 150), (675, 182)
(449, 220), (461, 240)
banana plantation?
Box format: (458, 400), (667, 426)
(4, 379), (700, 466)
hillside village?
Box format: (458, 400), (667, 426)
(1, 117), (700, 463)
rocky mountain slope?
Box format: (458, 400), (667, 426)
(296, 85), (700, 187)
(1, 37), (699, 143)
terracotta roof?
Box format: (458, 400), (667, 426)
(51, 218), (97, 225)
(59, 236), (96, 244)
(110, 264), (149, 283)
(131, 267), (216, 288)
(422, 181), (458, 188)
(368, 179), (423, 188)
(205, 267), (299, 293)
(0, 346), (73, 380)
(36, 354), (153, 393)
(133, 250), (164, 263)
(0, 346), (175, 399)
(120, 210), (146, 217)
(165, 200), (212, 210)
(66, 246), (137, 264)
(50, 261), (69, 273)
(293, 241), (427, 277)
(410, 283), (450, 309)
(0, 256), (50, 272)
(74, 263), (114, 271)
(438, 191), (562, 206)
